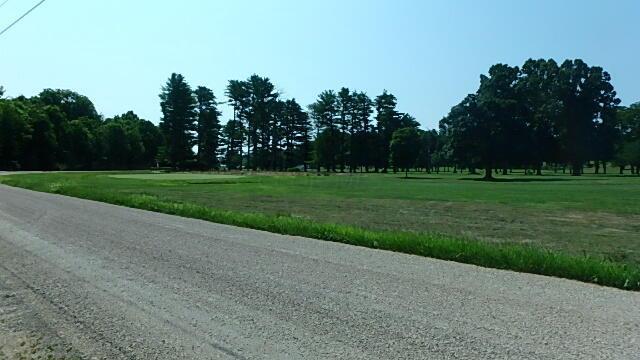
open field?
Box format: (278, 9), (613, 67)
(2, 171), (640, 289)
(107, 173), (245, 181)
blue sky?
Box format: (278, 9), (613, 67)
(1, 0), (638, 129)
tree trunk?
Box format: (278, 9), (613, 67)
(572, 162), (582, 176)
(594, 160), (600, 174)
(502, 167), (508, 176)
(484, 165), (494, 180)
(603, 162), (607, 174)
(536, 163), (542, 176)
(620, 165), (624, 175)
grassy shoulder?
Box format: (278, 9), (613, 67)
(1, 172), (640, 291)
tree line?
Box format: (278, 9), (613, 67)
(440, 59), (639, 178)
(0, 87), (162, 170)
(1, 58), (639, 176)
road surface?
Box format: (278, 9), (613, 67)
(0, 185), (638, 359)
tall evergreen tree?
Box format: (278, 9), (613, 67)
(221, 119), (245, 169)
(159, 73), (197, 168)
(337, 87), (354, 172)
(225, 80), (250, 168)
(195, 86), (222, 169)
(295, 107), (313, 171)
(309, 90), (340, 172)
(246, 75), (279, 170)
(375, 90), (400, 172)
(280, 98), (308, 169)
(226, 75), (279, 170)
(351, 91), (374, 171)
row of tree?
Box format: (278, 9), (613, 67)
(157, 73), (422, 172)
(0, 88), (162, 170)
(1, 58), (639, 176)
(440, 59), (639, 178)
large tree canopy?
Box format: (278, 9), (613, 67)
(441, 58), (627, 178)
(555, 59), (621, 175)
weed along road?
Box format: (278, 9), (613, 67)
(0, 185), (638, 359)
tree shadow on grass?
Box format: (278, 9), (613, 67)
(459, 177), (572, 183)
(397, 176), (444, 180)
(185, 180), (257, 185)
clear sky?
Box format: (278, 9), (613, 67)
(1, 0), (638, 129)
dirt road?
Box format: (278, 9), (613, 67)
(0, 185), (638, 359)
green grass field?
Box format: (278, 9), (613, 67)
(2, 171), (639, 290)
(107, 173), (245, 181)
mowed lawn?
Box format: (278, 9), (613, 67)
(3, 171), (640, 265)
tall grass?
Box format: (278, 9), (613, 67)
(19, 181), (639, 291)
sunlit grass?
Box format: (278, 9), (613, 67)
(2, 172), (639, 291)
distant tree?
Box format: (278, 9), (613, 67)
(478, 64), (524, 176)
(159, 73), (197, 168)
(0, 86), (5, 98)
(24, 109), (57, 170)
(617, 141), (640, 174)
(337, 87), (354, 172)
(616, 103), (640, 174)
(417, 129), (439, 172)
(296, 109), (313, 171)
(517, 58), (561, 175)
(390, 127), (421, 177)
(280, 98), (308, 169)
(61, 118), (98, 169)
(195, 86), (221, 169)
(351, 91), (374, 171)
(245, 75), (279, 170)
(269, 100), (285, 170)
(309, 90), (340, 172)
(100, 122), (132, 169)
(105, 111), (163, 168)
(226, 75), (280, 170)
(314, 129), (347, 173)
(221, 119), (245, 169)
(225, 80), (250, 167)
(38, 89), (99, 120)
(0, 100), (31, 170)
(375, 90), (402, 172)
(398, 113), (420, 129)
(554, 59), (620, 175)
(442, 64), (522, 180)
(592, 108), (619, 174)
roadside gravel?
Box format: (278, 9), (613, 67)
(0, 185), (638, 359)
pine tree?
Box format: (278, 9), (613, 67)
(195, 86), (221, 169)
(159, 73), (197, 168)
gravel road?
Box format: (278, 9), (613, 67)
(0, 185), (638, 359)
